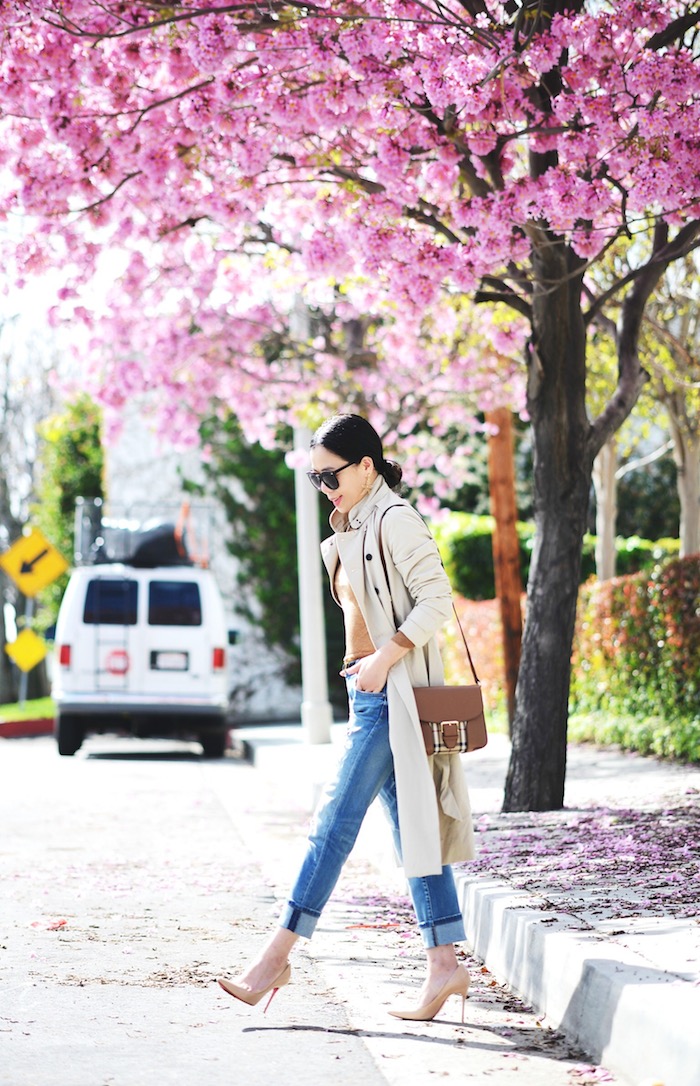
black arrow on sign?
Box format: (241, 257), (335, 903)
(20, 547), (50, 575)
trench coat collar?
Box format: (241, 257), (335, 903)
(328, 475), (390, 534)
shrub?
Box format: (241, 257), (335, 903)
(431, 513), (532, 600)
(570, 555), (700, 762)
(431, 512), (678, 601)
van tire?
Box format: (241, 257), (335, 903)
(200, 731), (228, 759)
(56, 715), (84, 757)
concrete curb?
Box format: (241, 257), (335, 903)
(456, 873), (700, 1086)
(0, 717), (54, 739)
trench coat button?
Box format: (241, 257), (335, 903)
(366, 553), (373, 561)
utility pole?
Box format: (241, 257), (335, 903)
(290, 300), (333, 745)
(292, 426), (333, 744)
(486, 407), (523, 730)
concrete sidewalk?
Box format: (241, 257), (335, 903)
(234, 721), (700, 1086)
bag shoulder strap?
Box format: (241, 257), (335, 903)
(375, 505), (480, 685)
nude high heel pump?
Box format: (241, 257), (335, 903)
(217, 962), (291, 1013)
(389, 963), (470, 1023)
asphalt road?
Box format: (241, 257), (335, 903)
(0, 734), (621, 1086)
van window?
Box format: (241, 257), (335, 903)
(83, 579), (138, 625)
(148, 581), (202, 626)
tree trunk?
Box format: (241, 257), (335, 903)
(592, 438), (618, 580)
(501, 220), (694, 813)
(669, 410), (700, 557)
(503, 243), (592, 812)
(485, 408), (523, 729)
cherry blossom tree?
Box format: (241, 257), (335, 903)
(1, 1), (700, 810)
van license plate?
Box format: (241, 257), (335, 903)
(150, 651), (189, 671)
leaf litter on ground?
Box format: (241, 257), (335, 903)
(462, 798), (700, 921)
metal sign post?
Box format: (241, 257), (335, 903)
(0, 527), (69, 706)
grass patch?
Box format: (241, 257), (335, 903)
(0, 697), (55, 722)
(568, 710), (700, 763)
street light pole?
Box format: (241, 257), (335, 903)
(289, 296), (332, 745)
(293, 425), (333, 744)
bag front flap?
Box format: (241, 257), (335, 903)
(413, 684), (483, 724)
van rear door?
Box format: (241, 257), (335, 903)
(143, 577), (212, 698)
(82, 575), (138, 692)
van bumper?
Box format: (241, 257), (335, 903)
(53, 696), (232, 755)
(54, 695), (228, 717)
(54, 696), (229, 737)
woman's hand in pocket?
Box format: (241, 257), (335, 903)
(343, 652), (389, 693)
(344, 637), (411, 691)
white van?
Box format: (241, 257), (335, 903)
(53, 563), (230, 757)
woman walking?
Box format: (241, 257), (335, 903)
(218, 413), (474, 1020)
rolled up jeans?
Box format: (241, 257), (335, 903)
(278, 672), (466, 948)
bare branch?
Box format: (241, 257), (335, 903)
(586, 221), (700, 325)
(615, 440), (674, 479)
(587, 222), (700, 457)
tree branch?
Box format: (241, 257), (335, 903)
(588, 221), (700, 457)
(615, 440), (674, 479)
(643, 316), (700, 389)
(586, 220), (700, 325)
(69, 171), (142, 215)
(646, 8), (700, 50)
(586, 305), (617, 341)
(326, 164), (385, 196)
(327, 164), (467, 246)
(42, 1), (497, 42)
(474, 276), (532, 320)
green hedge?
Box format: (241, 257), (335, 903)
(570, 555), (700, 762)
(431, 512), (679, 600)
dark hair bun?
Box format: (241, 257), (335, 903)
(382, 459), (402, 490)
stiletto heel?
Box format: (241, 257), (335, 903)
(262, 984), (283, 1013)
(217, 962), (291, 1010)
(389, 964), (470, 1023)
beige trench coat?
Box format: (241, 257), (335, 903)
(320, 478), (475, 878)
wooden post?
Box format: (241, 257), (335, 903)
(486, 408), (523, 729)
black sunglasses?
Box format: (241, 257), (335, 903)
(306, 462), (356, 491)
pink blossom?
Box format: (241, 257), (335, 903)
(0, 0), (696, 472)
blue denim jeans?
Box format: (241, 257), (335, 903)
(278, 674), (466, 948)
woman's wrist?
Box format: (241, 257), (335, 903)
(378, 638), (411, 669)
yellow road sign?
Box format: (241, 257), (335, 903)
(5, 628), (48, 672)
(0, 528), (69, 596)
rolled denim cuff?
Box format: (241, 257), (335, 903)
(418, 915), (466, 949)
(278, 902), (319, 940)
